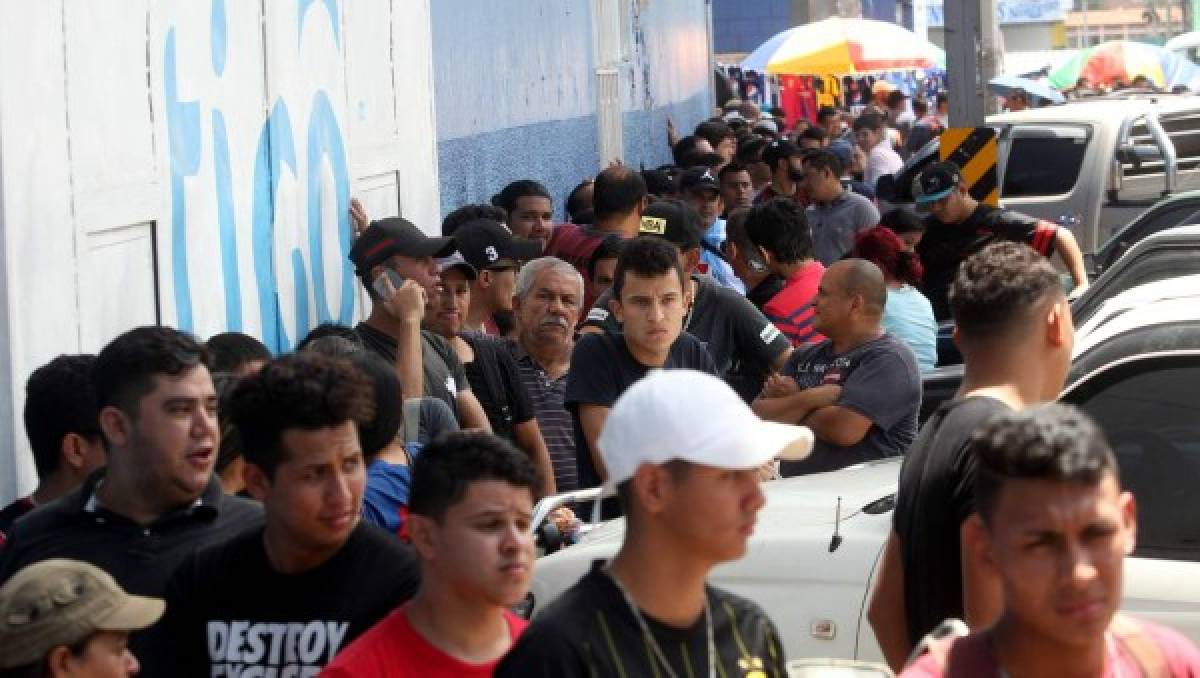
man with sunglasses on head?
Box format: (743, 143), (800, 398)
(913, 162), (1088, 321)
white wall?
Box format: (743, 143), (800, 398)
(0, 0), (440, 503)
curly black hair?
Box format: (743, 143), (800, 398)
(229, 353), (375, 477)
(408, 431), (538, 522)
(971, 404), (1117, 525)
(948, 241), (1062, 341)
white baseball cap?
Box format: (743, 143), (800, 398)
(597, 370), (814, 490)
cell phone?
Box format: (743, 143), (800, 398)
(371, 268), (405, 297)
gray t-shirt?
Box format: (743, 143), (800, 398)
(778, 333), (920, 476)
(806, 190), (881, 265)
(584, 274), (791, 400)
(354, 323), (469, 416)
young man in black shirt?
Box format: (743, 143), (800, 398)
(565, 236), (717, 504)
(497, 369), (812, 677)
(153, 353), (420, 676)
(868, 242), (1075, 671)
(0, 355), (106, 545)
(753, 259), (920, 476)
(583, 199), (792, 403)
(914, 161), (1089, 320)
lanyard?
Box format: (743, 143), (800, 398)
(605, 568), (715, 678)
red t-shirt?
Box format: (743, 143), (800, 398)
(900, 619), (1200, 677)
(320, 604), (528, 678)
(764, 261), (826, 347)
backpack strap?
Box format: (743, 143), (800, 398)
(943, 633), (995, 678)
(913, 633), (995, 678)
(1110, 614), (1168, 678)
(463, 335), (514, 434)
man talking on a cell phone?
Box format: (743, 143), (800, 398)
(350, 217), (493, 431)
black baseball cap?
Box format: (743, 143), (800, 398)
(349, 217), (456, 275)
(453, 219), (542, 270)
(638, 199), (703, 251)
(912, 161), (962, 204)
(762, 139), (803, 169)
(680, 166), (720, 195)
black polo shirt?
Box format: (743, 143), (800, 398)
(0, 472), (263, 672)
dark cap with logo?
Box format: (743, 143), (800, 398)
(638, 199), (704, 251)
(912, 161), (963, 204)
(452, 219), (542, 271)
(762, 139), (804, 170)
(349, 217), (457, 275)
(680, 166), (721, 195)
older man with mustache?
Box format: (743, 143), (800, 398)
(506, 257), (585, 494)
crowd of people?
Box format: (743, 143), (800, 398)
(0, 91), (1195, 678)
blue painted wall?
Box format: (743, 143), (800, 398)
(430, 0), (712, 220)
(712, 0), (790, 54)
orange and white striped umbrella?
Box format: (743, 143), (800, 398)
(741, 17), (945, 76)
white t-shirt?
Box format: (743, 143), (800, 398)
(866, 141), (904, 189)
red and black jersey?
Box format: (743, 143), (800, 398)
(918, 204), (1059, 321)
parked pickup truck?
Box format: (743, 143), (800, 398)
(884, 93), (1200, 253)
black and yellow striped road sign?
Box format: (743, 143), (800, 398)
(940, 127), (999, 206)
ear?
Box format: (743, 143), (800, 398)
(60, 433), (89, 471)
(609, 297), (624, 325)
(46, 645), (73, 674)
(637, 195), (650, 215)
(477, 269), (493, 290)
(1120, 490), (1138, 555)
(757, 245), (775, 268)
(683, 248), (701, 274)
(962, 513), (999, 576)
(406, 514), (439, 561)
(1045, 299), (1071, 348)
(242, 462), (272, 503)
(98, 406), (131, 452)
(631, 465), (673, 517)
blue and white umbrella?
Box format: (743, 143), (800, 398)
(988, 75), (1065, 105)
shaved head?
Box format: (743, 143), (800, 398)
(831, 259), (887, 315)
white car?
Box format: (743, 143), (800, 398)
(528, 291), (1200, 663)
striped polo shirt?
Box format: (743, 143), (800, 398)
(505, 339), (578, 493)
